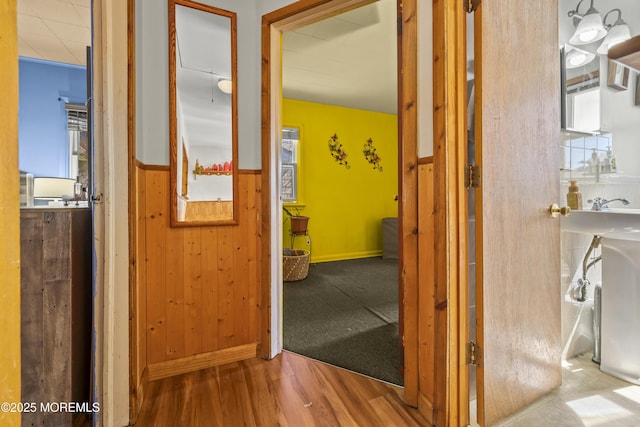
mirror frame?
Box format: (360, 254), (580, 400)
(169, 0), (239, 227)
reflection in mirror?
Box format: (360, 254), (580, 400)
(562, 45), (601, 132)
(169, 0), (238, 226)
(66, 103), (90, 194)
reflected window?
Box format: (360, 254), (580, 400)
(65, 103), (89, 190)
(281, 127), (299, 203)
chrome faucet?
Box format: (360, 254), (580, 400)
(589, 197), (631, 211)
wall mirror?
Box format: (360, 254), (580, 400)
(561, 45), (601, 132)
(169, 0), (238, 226)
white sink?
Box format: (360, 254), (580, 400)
(563, 207), (640, 385)
(562, 208), (640, 241)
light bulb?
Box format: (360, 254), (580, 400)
(570, 53), (587, 66)
(579, 30), (598, 43)
(217, 79), (232, 94)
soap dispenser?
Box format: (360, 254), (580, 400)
(567, 180), (582, 210)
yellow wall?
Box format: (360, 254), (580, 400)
(0, 0), (22, 425)
(283, 99), (398, 263)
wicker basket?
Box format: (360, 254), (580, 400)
(283, 249), (310, 281)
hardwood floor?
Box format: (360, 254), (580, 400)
(134, 351), (429, 426)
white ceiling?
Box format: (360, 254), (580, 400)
(282, 0), (398, 114)
(17, 0), (91, 66)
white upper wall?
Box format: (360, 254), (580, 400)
(136, 0), (168, 165)
(136, 0), (434, 166)
(136, 0), (260, 168)
(417, 0), (433, 157)
(258, 0), (295, 15)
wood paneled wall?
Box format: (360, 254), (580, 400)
(134, 165), (147, 405)
(417, 160), (435, 422)
(136, 166), (262, 379)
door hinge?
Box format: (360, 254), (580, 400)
(466, 341), (481, 366)
(464, 0), (480, 13)
(465, 164), (480, 189)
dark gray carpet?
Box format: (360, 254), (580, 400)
(283, 257), (403, 386)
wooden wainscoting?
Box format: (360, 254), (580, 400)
(417, 159), (435, 423)
(136, 165), (262, 380)
(132, 164), (148, 419)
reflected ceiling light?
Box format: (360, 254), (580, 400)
(596, 9), (631, 55)
(568, 0), (607, 45)
(217, 78), (232, 94)
(566, 48), (596, 69)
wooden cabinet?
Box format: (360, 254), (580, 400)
(20, 207), (92, 426)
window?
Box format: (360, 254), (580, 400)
(281, 127), (299, 203)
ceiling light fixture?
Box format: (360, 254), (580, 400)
(217, 78), (232, 94)
(596, 9), (631, 55)
(568, 0), (607, 45)
(566, 47), (596, 69)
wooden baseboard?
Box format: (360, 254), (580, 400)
(147, 343), (258, 381)
(417, 392), (434, 425)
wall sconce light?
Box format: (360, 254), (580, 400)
(566, 46), (596, 69)
(217, 78), (232, 94)
(596, 9), (631, 54)
(568, 0), (607, 45)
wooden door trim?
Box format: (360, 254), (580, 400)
(127, 0), (145, 423)
(397, 0), (419, 406)
(432, 0), (469, 426)
(260, 0), (420, 405)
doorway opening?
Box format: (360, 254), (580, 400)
(277, 0), (402, 386)
(16, 0), (95, 425)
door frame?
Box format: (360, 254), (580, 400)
(431, 0), (469, 426)
(93, 0), (130, 425)
(260, 0), (421, 405)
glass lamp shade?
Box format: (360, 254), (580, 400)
(596, 22), (631, 54)
(570, 10), (607, 45)
(217, 79), (232, 94)
(566, 48), (596, 69)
